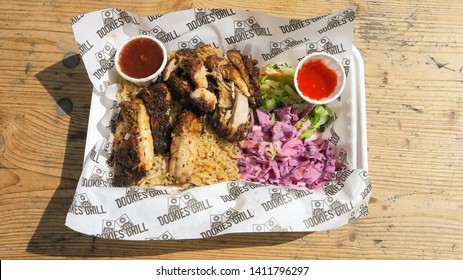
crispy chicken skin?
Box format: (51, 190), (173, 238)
(111, 99), (155, 186)
(169, 111), (202, 184)
(166, 72), (192, 100)
(190, 87), (217, 112)
(163, 49), (218, 112)
(138, 83), (172, 154)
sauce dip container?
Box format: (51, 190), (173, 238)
(294, 52), (346, 105)
(115, 35), (168, 86)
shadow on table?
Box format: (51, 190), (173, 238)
(27, 57), (309, 258)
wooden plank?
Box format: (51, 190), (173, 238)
(1, 0), (462, 259)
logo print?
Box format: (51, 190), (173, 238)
(349, 203), (368, 222)
(101, 9), (115, 25)
(209, 207), (241, 229)
(126, 187), (140, 197)
(178, 35), (205, 49)
(359, 170), (371, 186)
(253, 217), (288, 232)
(101, 8), (132, 25)
(311, 200), (326, 216)
(327, 8), (355, 28)
(222, 208), (239, 220)
(86, 166), (113, 187)
(269, 188), (283, 200)
(102, 219), (116, 234)
(167, 192), (199, 212)
(145, 231), (175, 240)
(114, 8), (131, 21)
(99, 139), (113, 158)
(194, 8), (208, 19)
(95, 42), (116, 67)
(234, 20), (246, 35)
(289, 19), (303, 25)
(116, 214), (134, 232)
(139, 25), (166, 40)
(342, 58), (350, 75)
(210, 214), (223, 229)
(270, 37), (297, 54)
(99, 213), (149, 238)
(311, 197), (342, 216)
(77, 193), (92, 208)
(306, 36), (333, 54)
(330, 169), (354, 182)
(167, 197), (181, 213)
(329, 126), (340, 146)
(227, 181), (241, 196)
(337, 148), (349, 166)
(233, 16), (260, 35)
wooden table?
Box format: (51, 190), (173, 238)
(1, 0), (462, 260)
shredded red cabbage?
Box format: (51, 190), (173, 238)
(239, 103), (337, 189)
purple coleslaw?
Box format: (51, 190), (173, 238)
(238, 103), (338, 189)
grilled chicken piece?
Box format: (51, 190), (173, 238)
(111, 99), (155, 186)
(180, 58), (208, 89)
(174, 49), (217, 112)
(138, 83), (172, 154)
(227, 49), (263, 107)
(161, 57), (179, 81)
(169, 111), (202, 184)
(243, 56), (263, 108)
(205, 56), (249, 142)
(226, 50), (253, 92)
(190, 88), (217, 112)
(204, 55), (227, 79)
(227, 90), (249, 141)
(219, 63), (250, 97)
(166, 72), (192, 100)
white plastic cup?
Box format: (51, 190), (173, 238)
(115, 35), (168, 87)
(294, 52), (346, 105)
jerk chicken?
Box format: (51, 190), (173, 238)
(138, 82), (173, 154)
(168, 111), (202, 184)
(162, 49), (217, 112)
(111, 45), (262, 186)
(110, 99), (155, 187)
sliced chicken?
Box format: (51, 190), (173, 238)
(175, 49), (217, 112)
(219, 63), (250, 97)
(111, 99), (155, 186)
(166, 72), (192, 100)
(190, 87), (217, 112)
(243, 56), (263, 108)
(227, 49), (262, 107)
(161, 57), (179, 81)
(227, 50), (253, 92)
(169, 111), (202, 184)
(226, 90), (249, 142)
(138, 83), (172, 154)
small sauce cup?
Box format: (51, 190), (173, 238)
(115, 35), (167, 86)
(294, 52), (346, 105)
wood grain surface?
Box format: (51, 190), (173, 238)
(1, 0), (462, 259)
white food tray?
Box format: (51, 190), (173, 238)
(83, 45), (367, 171)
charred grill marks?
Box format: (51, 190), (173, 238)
(138, 83), (173, 154)
(112, 45), (263, 186)
(110, 99), (155, 187)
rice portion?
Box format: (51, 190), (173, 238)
(115, 78), (240, 187)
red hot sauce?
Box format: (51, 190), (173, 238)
(118, 38), (164, 79)
(296, 59), (338, 100)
